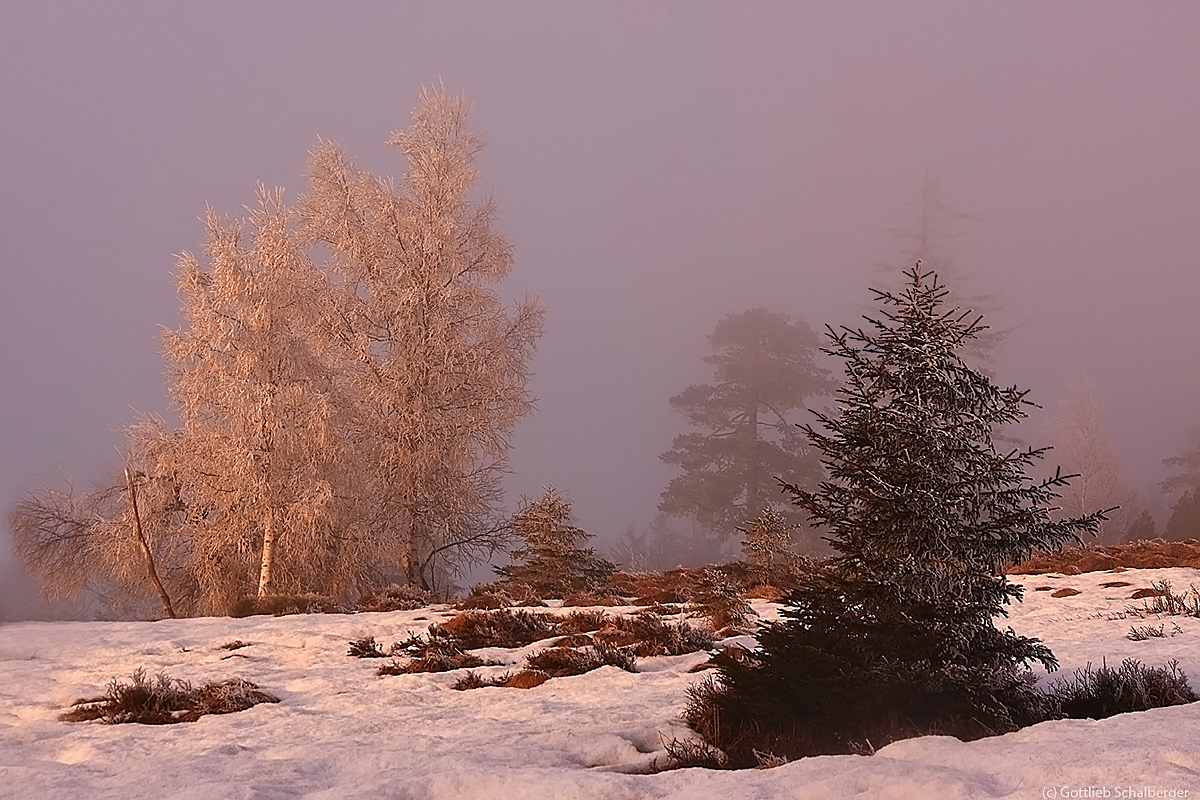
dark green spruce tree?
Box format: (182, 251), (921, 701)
(686, 266), (1106, 763)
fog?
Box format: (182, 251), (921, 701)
(3, 2), (1198, 618)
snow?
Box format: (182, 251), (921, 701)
(2, 569), (1199, 799)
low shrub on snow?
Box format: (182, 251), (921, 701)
(525, 643), (637, 677)
(451, 643), (636, 690)
(372, 630), (500, 675)
(1132, 580), (1200, 617)
(432, 608), (560, 649)
(230, 593), (345, 618)
(554, 609), (611, 634)
(1049, 658), (1197, 719)
(452, 669), (552, 690)
(377, 650), (489, 676)
(456, 581), (547, 610)
(348, 635), (391, 658)
(61, 668), (278, 724)
(355, 584), (433, 613)
(560, 590), (624, 607)
(592, 612), (715, 657)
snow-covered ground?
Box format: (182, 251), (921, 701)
(2, 568), (1199, 800)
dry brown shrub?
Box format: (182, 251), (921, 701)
(451, 668), (552, 690)
(555, 609), (611, 633)
(377, 650), (488, 675)
(525, 644), (637, 677)
(356, 584), (432, 613)
(608, 568), (706, 600)
(743, 584), (786, 602)
(652, 736), (730, 771)
(688, 644), (758, 673)
(1073, 553), (1120, 572)
(62, 668), (278, 724)
(590, 612), (714, 656)
(553, 633), (595, 648)
(458, 581), (547, 610)
(456, 592), (510, 610)
(348, 635), (388, 658)
(450, 670), (493, 690)
(1101, 581), (1132, 588)
(433, 609), (559, 649)
(1051, 588), (1082, 598)
(230, 593), (344, 618)
(1131, 587), (1169, 600)
(638, 602), (684, 615)
(633, 588), (691, 605)
(560, 591), (623, 607)
(606, 573), (643, 595)
(501, 669), (551, 688)
(714, 625), (753, 638)
(1012, 540), (1200, 575)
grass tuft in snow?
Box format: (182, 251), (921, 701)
(432, 609), (560, 649)
(355, 584), (433, 613)
(1126, 624), (1167, 641)
(230, 594), (345, 618)
(1049, 658), (1198, 719)
(525, 643), (637, 677)
(591, 612), (715, 656)
(348, 635), (390, 658)
(61, 668), (278, 724)
(1134, 580), (1200, 617)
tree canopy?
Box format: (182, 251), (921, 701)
(659, 308), (833, 545)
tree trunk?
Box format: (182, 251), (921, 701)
(745, 404), (761, 523)
(257, 510), (277, 597)
(125, 467), (176, 618)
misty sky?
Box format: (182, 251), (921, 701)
(3, 3), (1199, 615)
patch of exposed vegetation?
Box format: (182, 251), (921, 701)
(355, 584), (433, 613)
(61, 668), (278, 724)
(1049, 659), (1197, 719)
(230, 593), (345, 618)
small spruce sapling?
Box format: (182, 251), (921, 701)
(737, 507), (806, 587)
(494, 488), (615, 598)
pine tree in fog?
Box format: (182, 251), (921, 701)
(1162, 429), (1200, 541)
(659, 308), (833, 547)
(879, 171), (1004, 366)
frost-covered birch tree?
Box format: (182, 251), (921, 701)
(11, 87), (540, 613)
(298, 85), (544, 588)
(154, 187), (367, 610)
